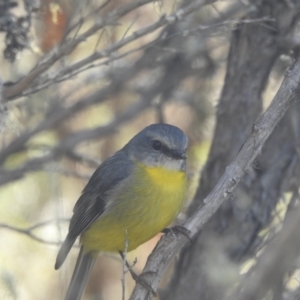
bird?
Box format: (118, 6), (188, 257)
(55, 123), (188, 300)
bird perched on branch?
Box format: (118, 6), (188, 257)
(55, 123), (188, 300)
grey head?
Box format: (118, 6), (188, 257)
(124, 124), (188, 171)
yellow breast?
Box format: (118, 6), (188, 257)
(143, 164), (186, 192)
(81, 163), (187, 253)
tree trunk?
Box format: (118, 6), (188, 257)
(162, 1), (300, 300)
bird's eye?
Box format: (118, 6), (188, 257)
(152, 140), (162, 151)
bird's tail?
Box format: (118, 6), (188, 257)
(65, 246), (97, 300)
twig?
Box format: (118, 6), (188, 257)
(64, 0), (112, 39)
(2, 0), (154, 100)
(121, 229), (129, 300)
(38, 0), (215, 87)
(0, 79), (121, 165)
(2, 0), (216, 101)
(27, 8), (252, 95)
(35, 0), (216, 91)
(24, 1), (246, 99)
(0, 98), (151, 185)
(46, 168), (91, 180)
(0, 218), (70, 245)
(65, 150), (101, 168)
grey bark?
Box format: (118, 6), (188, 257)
(162, 1), (300, 300)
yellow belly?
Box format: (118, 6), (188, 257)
(81, 163), (187, 253)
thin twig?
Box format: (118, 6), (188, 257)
(121, 229), (129, 300)
(0, 218), (70, 245)
(2, 0), (154, 100)
(0, 98), (151, 185)
(20, 0), (246, 99)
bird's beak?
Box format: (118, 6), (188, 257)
(168, 149), (187, 160)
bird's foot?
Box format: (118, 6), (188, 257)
(162, 225), (192, 244)
(128, 268), (157, 296)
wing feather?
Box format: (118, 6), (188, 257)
(55, 150), (133, 269)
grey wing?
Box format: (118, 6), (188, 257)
(55, 150), (133, 269)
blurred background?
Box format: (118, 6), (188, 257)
(0, 0), (300, 300)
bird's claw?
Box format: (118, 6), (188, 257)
(162, 225), (192, 244)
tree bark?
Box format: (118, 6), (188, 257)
(162, 1), (300, 300)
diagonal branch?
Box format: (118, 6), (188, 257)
(129, 58), (300, 299)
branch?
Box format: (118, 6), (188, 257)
(129, 58), (300, 299)
(1, 0), (154, 100)
(0, 58), (143, 165)
(28, 5), (251, 96)
(0, 219), (69, 245)
(34, 0), (216, 90)
(1, 0), (218, 101)
(0, 98), (151, 185)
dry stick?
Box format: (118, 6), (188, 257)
(122, 230), (129, 300)
(0, 218), (70, 245)
(129, 59), (300, 300)
(64, 0), (112, 38)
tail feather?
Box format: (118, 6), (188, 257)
(65, 246), (96, 300)
(55, 235), (76, 270)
